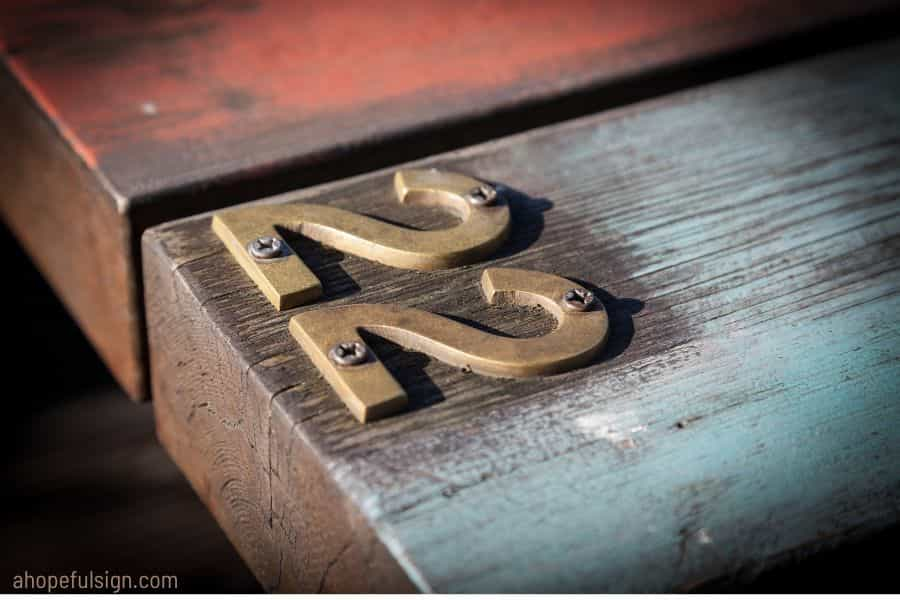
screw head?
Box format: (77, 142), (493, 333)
(328, 341), (369, 367)
(562, 288), (595, 312)
(248, 236), (284, 260)
(465, 184), (497, 206)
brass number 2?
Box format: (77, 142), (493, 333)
(212, 169), (511, 310)
(290, 268), (609, 423)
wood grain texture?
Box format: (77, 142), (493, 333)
(0, 68), (144, 399)
(2, 0), (896, 400)
(150, 39), (900, 591)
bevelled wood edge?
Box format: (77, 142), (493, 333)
(143, 229), (415, 592)
(0, 62), (145, 399)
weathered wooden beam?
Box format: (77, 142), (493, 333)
(0, 69), (143, 397)
(3, 0), (896, 398)
(148, 39), (900, 591)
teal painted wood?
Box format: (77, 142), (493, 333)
(144, 39), (900, 591)
(388, 298), (900, 591)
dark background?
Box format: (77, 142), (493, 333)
(0, 221), (895, 592)
(0, 224), (260, 593)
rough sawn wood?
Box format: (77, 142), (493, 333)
(144, 40), (900, 591)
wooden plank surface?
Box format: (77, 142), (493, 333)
(3, 0), (894, 204)
(146, 38), (899, 591)
(2, 0), (895, 400)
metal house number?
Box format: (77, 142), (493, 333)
(213, 169), (609, 423)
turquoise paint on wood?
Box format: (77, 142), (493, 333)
(349, 42), (900, 591)
(383, 296), (900, 591)
(145, 39), (900, 591)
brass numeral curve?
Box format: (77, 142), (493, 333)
(290, 268), (610, 423)
(212, 169), (511, 310)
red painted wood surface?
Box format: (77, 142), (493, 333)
(2, 0), (892, 204)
